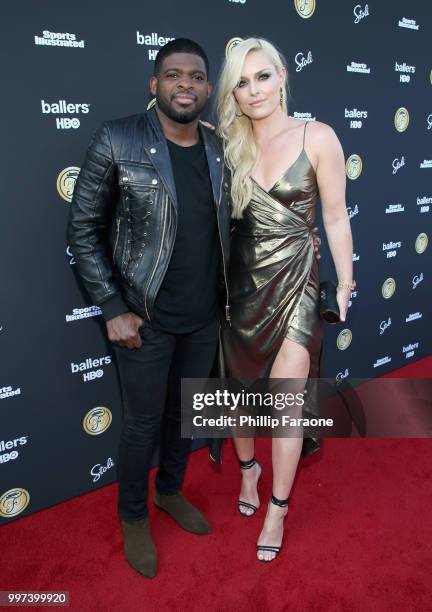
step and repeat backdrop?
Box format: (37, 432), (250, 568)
(0, 0), (430, 522)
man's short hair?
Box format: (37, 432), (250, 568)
(154, 38), (209, 77)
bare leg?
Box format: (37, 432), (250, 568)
(233, 437), (261, 516)
(257, 338), (309, 561)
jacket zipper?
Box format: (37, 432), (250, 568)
(144, 192), (169, 320)
(216, 169), (231, 325)
(113, 217), (121, 264)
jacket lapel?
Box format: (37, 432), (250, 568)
(200, 124), (223, 207)
(145, 109), (178, 211)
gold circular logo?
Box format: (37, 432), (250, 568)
(0, 488), (30, 518)
(382, 278), (396, 299)
(147, 98), (156, 110)
(346, 154), (362, 180)
(415, 232), (429, 254)
(294, 0), (316, 18)
(83, 406), (113, 435)
(57, 166), (80, 203)
(337, 329), (352, 351)
(225, 37), (243, 57)
(394, 107), (409, 132)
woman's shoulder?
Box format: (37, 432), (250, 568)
(303, 120), (341, 156)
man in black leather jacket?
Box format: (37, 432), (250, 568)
(68, 39), (231, 578)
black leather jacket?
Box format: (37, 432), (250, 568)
(67, 107), (231, 323)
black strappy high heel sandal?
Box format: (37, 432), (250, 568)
(256, 493), (289, 561)
(238, 457), (261, 517)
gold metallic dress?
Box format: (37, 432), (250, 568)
(223, 122), (323, 382)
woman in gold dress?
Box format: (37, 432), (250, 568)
(216, 38), (354, 562)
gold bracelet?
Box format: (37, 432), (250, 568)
(337, 281), (356, 290)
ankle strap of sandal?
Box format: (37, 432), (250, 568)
(271, 493), (289, 507)
(239, 457), (257, 469)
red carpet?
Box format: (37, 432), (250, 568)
(1, 357), (431, 611)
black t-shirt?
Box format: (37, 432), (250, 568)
(152, 137), (219, 333)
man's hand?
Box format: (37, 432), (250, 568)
(311, 226), (321, 260)
(106, 312), (144, 349)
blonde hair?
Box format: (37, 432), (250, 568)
(216, 38), (289, 218)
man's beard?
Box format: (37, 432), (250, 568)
(156, 92), (203, 124)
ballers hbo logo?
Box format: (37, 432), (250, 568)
(394, 107), (409, 132)
(346, 154), (363, 180)
(415, 232), (428, 254)
(57, 167), (80, 203)
(225, 37), (243, 57)
(83, 407), (113, 435)
(337, 329), (352, 351)
(382, 278), (396, 299)
(0, 488), (30, 518)
(294, 0), (316, 18)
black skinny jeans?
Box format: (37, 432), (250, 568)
(114, 318), (219, 522)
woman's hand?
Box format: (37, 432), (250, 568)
(336, 287), (351, 322)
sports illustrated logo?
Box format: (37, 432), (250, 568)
(66, 246), (76, 265)
(382, 240), (402, 259)
(0, 386), (21, 400)
(136, 32), (175, 60)
(295, 51), (313, 72)
(71, 355), (112, 383)
(0, 488), (30, 518)
(347, 204), (359, 219)
(294, 0), (316, 19)
(0, 436), (28, 465)
(346, 61), (371, 75)
(415, 233), (428, 254)
(66, 306), (102, 323)
(353, 4), (369, 23)
(395, 61), (416, 83)
(379, 317), (391, 335)
(83, 407), (113, 436)
(392, 156), (405, 174)
(427, 114), (432, 130)
(337, 329), (352, 351)
(403, 342), (419, 359)
(420, 160), (432, 168)
(225, 37), (243, 57)
(385, 203), (404, 214)
(412, 273), (424, 289)
(417, 196), (431, 213)
(57, 167), (80, 203)
(382, 278), (396, 299)
(405, 312), (422, 322)
(373, 356), (392, 368)
(41, 99), (90, 130)
(91, 457), (115, 483)
(398, 17), (419, 31)
(346, 154), (362, 180)
(335, 368), (349, 384)
(291, 112), (316, 121)
(352, 252), (360, 262)
(394, 107), (409, 132)
(34, 30), (85, 48)
(345, 108), (367, 129)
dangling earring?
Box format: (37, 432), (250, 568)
(280, 87), (284, 108)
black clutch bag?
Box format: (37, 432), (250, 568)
(319, 281), (340, 323)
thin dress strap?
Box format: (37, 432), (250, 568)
(302, 121), (308, 149)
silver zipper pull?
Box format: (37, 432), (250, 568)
(225, 305), (231, 326)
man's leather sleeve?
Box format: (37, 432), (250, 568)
(67, 122), (129, 321)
